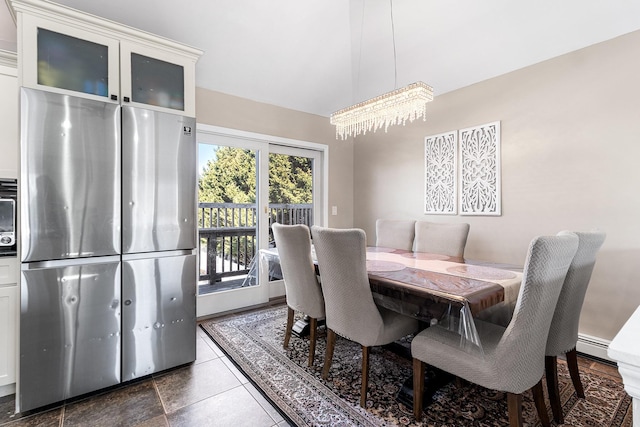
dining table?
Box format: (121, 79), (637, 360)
(365, 246), (523, 353)
(250, 245), (524, 355)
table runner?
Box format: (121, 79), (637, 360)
(365, 248), (523, 313)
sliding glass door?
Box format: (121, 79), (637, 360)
(196, 126), (325, 318)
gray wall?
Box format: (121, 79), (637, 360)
(353, 30), (640, 341)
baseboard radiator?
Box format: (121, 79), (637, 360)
(576, 333), (612, 362)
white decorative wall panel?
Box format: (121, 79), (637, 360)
(459, 121), (501, 216)
(424, 131), (457, 214)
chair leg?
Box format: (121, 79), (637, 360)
(506, 393), (523, 427)
(283, 307), (294, 349)
(360, 345), (370, 408)
(566, 348), (585, 398)
(322, 328), (336, 380)
(454, 376), (464, 388)
(308, 317), (317, 367)
(545, 355), (563, 424)
(532, 380), (551, 427)
(413, 358), (425, 419)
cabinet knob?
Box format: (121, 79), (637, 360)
(110, 94), (118, 101)
(123, 96), (130, 102)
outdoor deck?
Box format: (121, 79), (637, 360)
(198, 202), (312, 293)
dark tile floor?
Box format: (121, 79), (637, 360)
(0, 325), (292, 427)
(0, 304), (622, 427)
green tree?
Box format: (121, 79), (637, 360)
(199, 147), (256, 203)
(198, 147), (312, 204)
(268, 153), (312, 204)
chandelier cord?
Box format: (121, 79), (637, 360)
(356, 0), (365, 104)
(390, 0), (397, 90)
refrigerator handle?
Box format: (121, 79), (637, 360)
(121, 248), (196, 261)
(22, 255), (121, 270)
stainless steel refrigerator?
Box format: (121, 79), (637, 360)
(18, 87), (197, 412)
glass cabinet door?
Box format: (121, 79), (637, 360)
(130, 53), (184, 111)
(37, 28), (109, 97)
(120, 41), (196, 117)
(21, 14), (120, 102)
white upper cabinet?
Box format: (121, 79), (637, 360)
(12, 0), (201, 117)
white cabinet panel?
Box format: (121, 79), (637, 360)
(0, 55), (18, 179)
(0, 257), (17, 285)
(0, 283), (17, 387)
(0, 258), (17, 389)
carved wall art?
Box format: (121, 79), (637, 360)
(459, 121), (501, 215)
(424, 131), (457, 214)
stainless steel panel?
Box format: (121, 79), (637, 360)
(20, 88), (121, 262)
(18, 259), (121, 412)
(122, 253), (196, 381)
(122, 107), (196, 253)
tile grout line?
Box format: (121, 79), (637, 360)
(151, 376), (171, 419)
(241, 382), (285, 427)
(58, 405), (65, 427)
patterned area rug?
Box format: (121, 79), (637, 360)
(201, 305), (632, 426)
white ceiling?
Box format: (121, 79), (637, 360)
(2, 0), (640, 117)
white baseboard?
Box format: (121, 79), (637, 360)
(269, 279), (285, 299)
(577, 333), (612, 362)
(0, 382), (15, 398)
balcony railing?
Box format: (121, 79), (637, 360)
(198, 202), (312, 286)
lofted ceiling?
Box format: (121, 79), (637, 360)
(2, 0), (640, 117)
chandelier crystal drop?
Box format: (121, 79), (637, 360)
(330, 81), (433, 140)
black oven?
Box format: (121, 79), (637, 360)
(0, 178), (17, 254)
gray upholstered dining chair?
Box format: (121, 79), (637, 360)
(411, 233), (579, 427)
(412, 221), (470, 257)
(272, 223), (325, 367)
(375, 219), (416, 250)
(545, 230), (606, 423)
(310, 225), (420, 408)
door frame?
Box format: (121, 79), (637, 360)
(195, 124), (328, 318)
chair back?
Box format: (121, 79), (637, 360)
(494, 233), (578, 389)
(272, 223), (324, 319)
(311, 226), (385, 344)
(546, 230), (606, 356)
(413, 221), (470, 257)
(375, 219), (415, 250)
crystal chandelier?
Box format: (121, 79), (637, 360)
(330, 82), (433, 140)
(330, 0), (433, 140)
